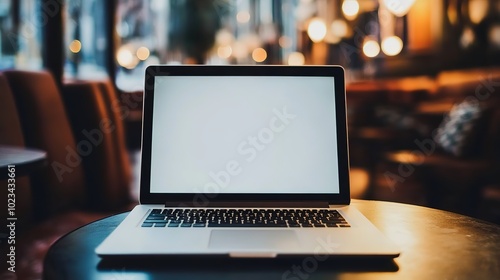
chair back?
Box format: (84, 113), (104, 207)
(3, 70), (86, 216)
(62, 80), (132, 210)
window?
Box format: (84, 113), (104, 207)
(115, 0), (160, 91)
(0, 0), (14, 68)
(115, 0), (299, 91)
(64, 0), (107, 79)
(0, 0), (43, 70)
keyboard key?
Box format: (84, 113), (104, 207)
(193, 223), (206, 227)
(207, 223), (225, 227)
(154, 223), (167, 227)
(266, 224), (287, 227)
(146, 217), (166, 221)
(141, 223), (154, 227)
(149, 213), (166, 216)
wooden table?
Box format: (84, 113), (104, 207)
(43, 200), (500, 279)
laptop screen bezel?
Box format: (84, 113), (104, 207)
(140, 65), (350, 205)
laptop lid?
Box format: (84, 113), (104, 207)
(140, 65), (350, 206)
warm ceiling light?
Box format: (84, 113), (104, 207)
(252, 48), (267, 63)
(381, 36), (403, 56)
(363, 39), (380, 58)
(287, 52), (305, 65)
(469, 0), (489, 24)
(382, 0), (416, 17)
(307, 18), (327, 43)
(342, 0), (359, 21)
(136, 47), (150, 61)
(69, 40), (82, 53)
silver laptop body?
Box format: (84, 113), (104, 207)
(96, 65), (400, 258)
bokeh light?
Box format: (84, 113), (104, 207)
(381, 36), (403, 56)
(460, 27), (475, 48)
(331, 19), (349, 38)
(383, 0), (416, 17)
(217, 45), (233, 59)
(236, 11), (251, 23)
(69, 40), (82, 53)
(216, 30), (235, 46)
(117, 46), (139, 69)
(307, 18), (327, 43)
(279, 36), (292, 48)
(252, 48), (267, 63)
(136, 47), (150, 61)
(469, 0), (489, 24)
(363, 39), (381, 58)
(287, 52), (305, 65)
(342, 0), (359, 20)
(489, 25), (500, 47)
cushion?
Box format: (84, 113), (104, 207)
(433, 98), (485, 157)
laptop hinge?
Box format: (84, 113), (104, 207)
(164, 201), (330, 208)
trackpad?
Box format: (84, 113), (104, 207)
(209, 230), (299, 250)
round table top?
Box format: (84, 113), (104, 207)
(43, 200), (500, 280)
(0, 145), (47, 179)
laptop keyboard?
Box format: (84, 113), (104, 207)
(141, 209), (350, 228)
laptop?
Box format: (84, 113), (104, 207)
(96, 65), (400, 258)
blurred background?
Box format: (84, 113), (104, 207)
(1, 0), (500, 87)
(1, 1), (500, 278)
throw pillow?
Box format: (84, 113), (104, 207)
(433, 98), (485, 157)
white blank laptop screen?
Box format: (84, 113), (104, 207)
(150, 76), (339, 194)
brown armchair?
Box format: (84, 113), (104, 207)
(2, 70), (135, 279)
(62, 80), (134, 210)
(3, 70), (87, 217)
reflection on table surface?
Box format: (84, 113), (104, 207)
(43, 200), (500, 280)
